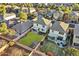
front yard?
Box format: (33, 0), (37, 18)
(19, 32), (44, 46)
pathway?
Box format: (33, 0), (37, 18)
(15, 42), (32, 51)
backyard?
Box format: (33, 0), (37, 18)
(19, 32), (44, 47)
(39, 40), (65, 56)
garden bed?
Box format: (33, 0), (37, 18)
(19, 32), (44, 48)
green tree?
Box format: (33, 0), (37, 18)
(0, 22), (9, 34)
(2, 5), (6, 17)
(72, 3), (79, 11)
(60, 4), (65, 11)
(64, 48), (79, 56)
(64, 7), (72, 14)
(0, 5), (6, 18)
(18, 11), (27, 22)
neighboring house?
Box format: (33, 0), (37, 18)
(6, 7), (12, 13)
(12, 20), (33, 36)
(30, 8), (36, 13)
(13, 6), (20, 16)
(32, 15), (51, 34)
(73, 24), (79, 47)
(55, 3), (62, 7)
(65, 11), (79, 29)
(46, 10), (56, 18)
(53, 11), (64, 21)
(21, 7), (28, 13)
(47, 10), (63, 21)
(6, 5), (12, 13)
(0, 13), (17, 27)
(70, 11), (79, 22)
(4, 13), (17, 27)
(55, 3), (72, 7)
(48, 21), (69, 48)
(4, 13), (16, 21)
(21, 7), (36, 14)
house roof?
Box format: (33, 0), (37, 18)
(32, 17), (38, 21)
(47, 10), (56, 17)
(70, 11), (79, 18)
(43, 17), (51, 26)
(34, 15), (51, 26)
(14, 6), (20, 9)
(51, 21), (69, 33)
(53, 11), (60, 19)
(5, 5), (11, 8)
(47, 10), (63, 20)
(12, 20), (33, 35)
(34, 17), (46, 25)
(4, 13), (16, 20)
(60, 22), (69, 32)
(30, 8), (36, 13)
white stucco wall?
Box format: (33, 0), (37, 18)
(48, 29), (67, 44)
(32, 23), (48, 33)
(73, 35), (79, 44)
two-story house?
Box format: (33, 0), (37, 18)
(32, 15), (51, 34)
(73, 24), (79, 48)
(48, 21), (69, 48)
(4, 13), (17, 27)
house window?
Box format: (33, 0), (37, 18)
(43, 25), (45, 28)
(37, 24), (38, 26)
(57, 43), (60, 46)
(57, 36), (63, 41)
(42, 29), (44, 31)
(49, 36), (55, 40)
(38, 28), (40, 31)
(74, 43), (79, 46)
(59, 32), (64, 35)
(76, 36), (79, 38)
(33, 29), (37, 32)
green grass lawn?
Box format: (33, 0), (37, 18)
(19, 32), (44, 46)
